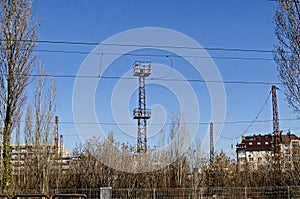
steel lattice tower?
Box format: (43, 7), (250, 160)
(133, 61), (151, 153)
(271, 85), (280, 153)
(272, 85), (280, 136)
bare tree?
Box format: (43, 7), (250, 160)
(24, 105), (33, 144)
(21, 65), (56, 193)
(0, 0), (38, 192)
(33, 66), (57, 193)
(274, 0), (300, 113)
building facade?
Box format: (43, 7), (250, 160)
(236, 134), (273, 167)
(279, 133), (300, 169)
(236, 133), (300, 168)
(0, 143), (70, 175)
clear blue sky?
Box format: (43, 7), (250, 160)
(29, 0), (299, 159)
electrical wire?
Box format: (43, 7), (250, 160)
(22, 117), (299, 126)
(152, 56), (174, 79)
(59, 118), (300, 137)
(19, 117), (297, 138)
(8, 73), (281, 85)
(150, 77), (280, 85)
(34, 49), (274, 61)
(220, 91), (273, 140)
(241, 91), (272, 135)
(0, 38), (278, 53)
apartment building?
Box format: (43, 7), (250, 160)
(236, 134), (273, 167)
(236, 133), (300, 168)
(0, 143), (71, 175)
(279, 133), (300, 168)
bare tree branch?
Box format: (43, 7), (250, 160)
(274, 0), (300, 114)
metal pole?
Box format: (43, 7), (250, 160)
(210, 122), (214, 162)
(100, 187), (112, 199)
(153, 188), (156, 199)
(199, 188), (202, 199)
(288, 186), (290, 199)
(244, 187), (247, 199)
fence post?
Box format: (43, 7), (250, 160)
(244, 187), (247, 199)
(199, 188), (202, 199)
(153, 188), (156, 199)
(100, 187), (112, 199)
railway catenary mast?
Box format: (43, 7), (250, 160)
(133, 61), (151, 153)
(54, 116), (59, 161)
(210, 122), (214, 162)
(60, 135), (63, 160)
(271, 85), (280, 153)
(272, 85), (280, 136)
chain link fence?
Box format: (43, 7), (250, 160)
(51, 186), (300, 199)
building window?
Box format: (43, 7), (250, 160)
(249, 157), (254, 161)
(292, 141), (299, 146)
(239, 157), (246, 162)
(292, 149), (299, 154)
(285, 156), (291, 161)
(249, 142), (253, 145)
(265, 141), (269, 145)
(284, 149), (290, 154)
(257, 142), (261, 145)
(238, 150), (246, 154)
(265, 136), (269, 140)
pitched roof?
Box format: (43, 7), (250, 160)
(236, 134), (273, 152)
(281, 134), (300, 144)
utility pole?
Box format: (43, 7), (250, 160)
(54, 116), (59, 161)
(271, 85), (280, 153)
(210, 122), (214, 162)
(59, 135), (63, 160)
(133, 61), (151, 153)
(272, 85), (280, 136)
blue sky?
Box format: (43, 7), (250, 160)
(29, 0), (299, 159)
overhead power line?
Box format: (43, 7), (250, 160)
(0, 38), (277, 53)
(241, 91), (272, 135)
(35, 49), (274, 61)
(22, 117), (299, 126)
(13, 73), (281, 85)
(52, 118), (300, 137)
(221, 91), (272, 140)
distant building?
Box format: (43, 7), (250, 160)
(236, 134), (273, 168)
(236, 133), (300, 169)
(279, 133), (300, 168)
(0, 143), (70, 175)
